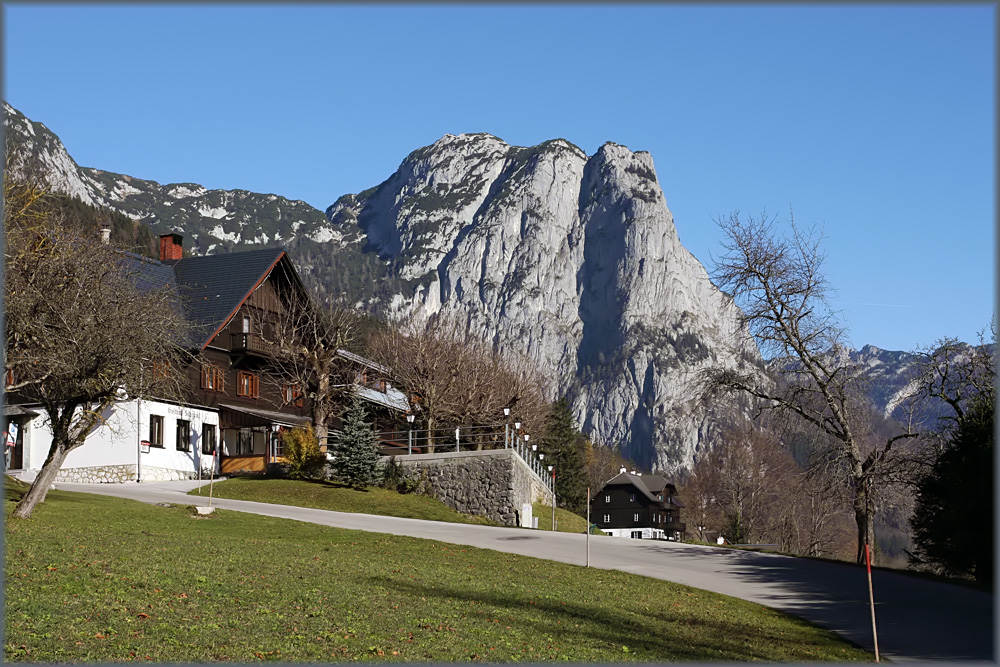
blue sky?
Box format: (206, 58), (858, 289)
(3, 4), (995, 352)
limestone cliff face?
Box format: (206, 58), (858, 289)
(327, 134), (758, 473)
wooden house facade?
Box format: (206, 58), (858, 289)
(5, 233), (406, 483)
(590, 470), (686, 540)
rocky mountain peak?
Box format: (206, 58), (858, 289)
(323, 132), (759, 472)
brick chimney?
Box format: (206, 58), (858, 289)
(159, 233), (183, 261)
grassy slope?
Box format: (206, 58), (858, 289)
(4, 485), (871, 663)
(188, 478), (497, 525)
(531, 502), (589, 533)
(191, 478), (591, 535)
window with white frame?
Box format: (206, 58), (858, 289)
(237, 371), (259, 398)
(201, 365), (225, 392)
(282, 383), (303, 407)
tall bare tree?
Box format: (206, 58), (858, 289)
(703, 211), (917, 564)
(4, 174), (190, 518)
(260, 291), (358, 449)
(368, 317), (548, 451)
(905, 324), (996, 439)
(584, 440), (643, 492)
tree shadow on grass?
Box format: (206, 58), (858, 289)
(634, 542), (993, 661)
(365, 573), (861, 662)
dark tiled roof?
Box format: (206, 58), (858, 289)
(118, 252), (201, 345)
(338, 349), (392, 374)
(120, 252), (178, 293)
(599, 471), (679, 505)
(169, 248), (287, 348)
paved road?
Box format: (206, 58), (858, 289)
(56, 480), (994, 663)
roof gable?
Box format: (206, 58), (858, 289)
(169, 248), (293, 348)
(600, 472), (659, 503)
(597, 472), (678, 504)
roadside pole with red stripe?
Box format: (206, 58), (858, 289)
(865, 542), (880, 662)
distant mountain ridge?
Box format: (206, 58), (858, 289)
(3, 102), (333, 254)
(3, 102), (944, 473)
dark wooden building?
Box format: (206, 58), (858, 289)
(591, 469), (686, 540)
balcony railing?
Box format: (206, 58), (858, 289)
(230, 333), (275, 357)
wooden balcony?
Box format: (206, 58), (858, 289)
(230, 333), (276, 357)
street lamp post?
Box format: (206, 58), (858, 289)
(548, 464), (555, 531)
(503, 407), (510, 448)
(406, 413), (415, 455)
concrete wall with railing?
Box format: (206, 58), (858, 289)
(386, 448), (554, 526)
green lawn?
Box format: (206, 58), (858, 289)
(531, 502), (590, 533)
(4, 484), (872, 663)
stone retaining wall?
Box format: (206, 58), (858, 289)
(54, 464), (138, 483)
(389, 449), (554, 526)
(52, 464), (204, 483)
(140, 465), (202, 482)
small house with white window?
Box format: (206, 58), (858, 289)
(590, 469), (685, 540)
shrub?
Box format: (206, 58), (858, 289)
(382, 456), (420, 494)
(280, 425), (327, 480)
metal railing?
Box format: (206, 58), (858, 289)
(376, 423), (553, 493)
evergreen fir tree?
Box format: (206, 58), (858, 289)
(909, 393), (994, 586)
(333, 390), (381, 488)
(539, 397), (588, 513)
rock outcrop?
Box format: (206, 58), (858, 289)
(326, 134), (759, 473)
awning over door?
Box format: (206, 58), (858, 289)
(219, 404), (311, 430)
(3, 404), (40, 418)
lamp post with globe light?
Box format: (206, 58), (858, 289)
(406, 413), (415, 455)
(548, 464), (555, 531)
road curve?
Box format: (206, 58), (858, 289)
(53, 480), (994, 663)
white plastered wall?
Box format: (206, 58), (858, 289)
(602, 527), (665, 540)
(21, 399), (220, 480)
